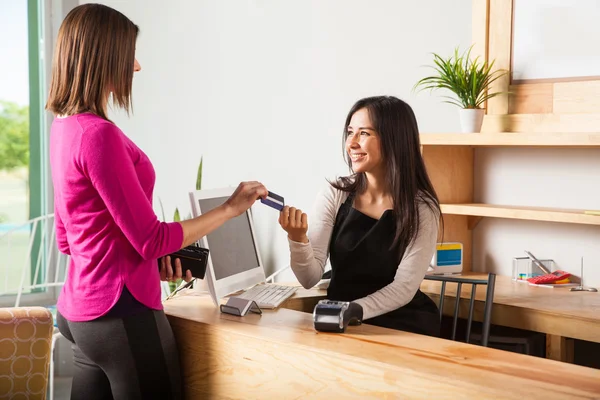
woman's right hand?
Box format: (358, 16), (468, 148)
(279, 206), (309, 243)
(178, 181), (267, 248)
(222, 181), (268, 218)
(159, 255), (193, 282)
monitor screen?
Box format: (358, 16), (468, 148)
(197, 197), (260, 281)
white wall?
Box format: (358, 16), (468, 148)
(473, 148), (600, 285)
(76, 1), (600, 288)
(79, 0), (472, 280)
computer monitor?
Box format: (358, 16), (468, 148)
(189, 187), (266, 306)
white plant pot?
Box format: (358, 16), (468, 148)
(459, 108), (485, 133)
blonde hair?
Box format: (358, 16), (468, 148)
(46, 4), (139, 120)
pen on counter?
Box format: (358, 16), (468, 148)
(524, 250), (551, 275)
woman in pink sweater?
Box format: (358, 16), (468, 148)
(46, 4), (267, 399)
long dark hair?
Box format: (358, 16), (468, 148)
(331, 96), (442, 252)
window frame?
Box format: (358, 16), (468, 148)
(0, 0), (55, 307)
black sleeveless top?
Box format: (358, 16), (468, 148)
(327, 192), (440, 337)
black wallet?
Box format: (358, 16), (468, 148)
(157, 245), (209, 279)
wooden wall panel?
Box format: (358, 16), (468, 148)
(472, 0), (490, 62)
(422, 145), (474, 271)
(472, 0), (490, 112)
(422, 146), (474, 204)
(487, 0), (512, 115)
(508, 83), (553, 114)
(481, 0), (600, 127)
(554, 81), (600, 114)
(482, 113), (600, 133)
(506, 80), (600, 116)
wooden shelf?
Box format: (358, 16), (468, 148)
(420, 132), (600, 147)
(441, 203), (600, 226)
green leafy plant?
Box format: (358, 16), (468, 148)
(163, 157), (203, 291)
(158, 198), (166, 222)
(414, 46), (508, 109)
(196, 156), (203, 192)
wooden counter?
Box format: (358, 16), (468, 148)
(164, 292), (600, 399)
(281, 275), (600, 362)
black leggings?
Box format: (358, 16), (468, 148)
(57, 304), (182, 399)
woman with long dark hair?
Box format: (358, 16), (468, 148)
(279, 96), (442, 336)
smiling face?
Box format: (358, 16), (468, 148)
(345, 107), (383, 174)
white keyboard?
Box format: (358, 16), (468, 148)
(236, 284), (298, 309)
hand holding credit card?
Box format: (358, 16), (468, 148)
(260, 191), (284, 211)
(275, 194), (309, 243)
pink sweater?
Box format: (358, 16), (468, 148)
(50, 113), (183, 321)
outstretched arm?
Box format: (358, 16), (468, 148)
(280, 184), (342, 289)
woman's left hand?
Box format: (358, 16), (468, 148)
(278, 205), (309, 243)
(159, 256), (193, 282)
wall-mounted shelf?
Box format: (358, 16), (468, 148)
(420, 133), (600, 272)
(441, 203), (600, 229)
(420, 132), (600, 147)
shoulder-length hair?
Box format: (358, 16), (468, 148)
(331, 96), (442, 253)
(46, 4), (139, 120)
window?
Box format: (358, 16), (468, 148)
(0, 0), (49, 302)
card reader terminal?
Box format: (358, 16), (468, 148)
(313, 300), (363, 333)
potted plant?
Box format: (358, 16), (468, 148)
(414, 46), (508, 133)
(159, 156), (203, 292)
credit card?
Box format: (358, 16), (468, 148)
(260, 191), (284, 211)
